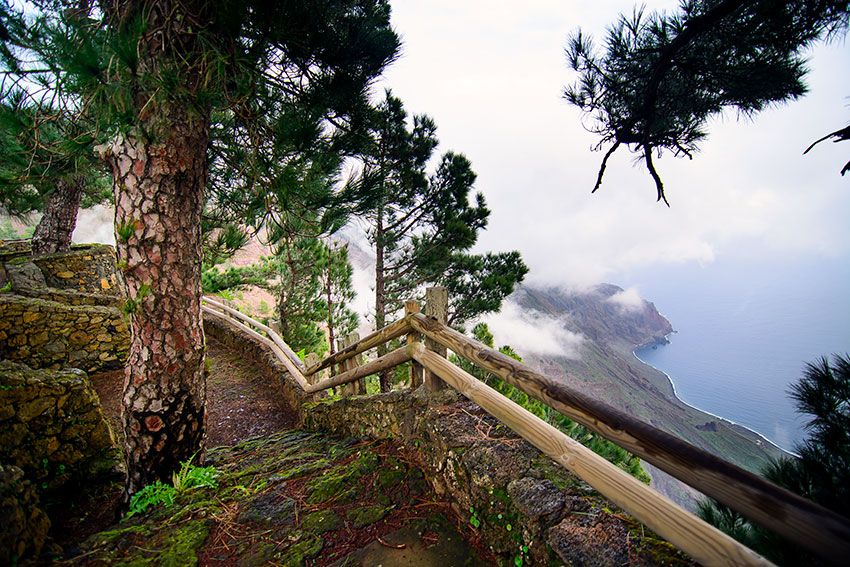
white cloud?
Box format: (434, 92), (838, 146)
(483, 300), (584, 358)
(606, 287), (644, 312)
(73, 205), (114, 245)
(381, 1), (850, 288)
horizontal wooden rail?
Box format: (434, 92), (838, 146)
(408, 312), (850, 561)
(305, 346), (412, 394)
(302, 318), (411, 377)
(202, 296), (305, 372)
(412, 345), (771, 566)
(201, 304), (311, 391)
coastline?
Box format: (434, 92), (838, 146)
(632, 338), (793, 457)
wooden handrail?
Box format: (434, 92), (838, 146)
(201, 291), (849, 563)
(412, 344), (772, 566)
(408, 312), (850, 561)
(305, 346), (412, 394)
(302, 318), (411, 377)
(202, 296), (306, 372)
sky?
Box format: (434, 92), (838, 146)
(373, 0), (850, 289)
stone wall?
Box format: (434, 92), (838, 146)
(203, 310), (309, 422)
(0, 464), (51, 565)
(30, 244), (122, 296)
(0, 294), (128, 373)
(305, 391), (690, 566)
(0, 361), (123, 496)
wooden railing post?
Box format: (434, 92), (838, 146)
(405, 300), (423, 388)
(340, 332), (365, 396)
(424, 286), (448, 392)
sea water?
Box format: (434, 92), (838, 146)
(622, 252), (849, 453)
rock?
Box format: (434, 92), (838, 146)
(547, 512), (630, 567)
(0, 361), (123, 495)
(507, 477), (564, 520)
(237, 492), (297, 526)
(0, 464), (51, 565)
(5, 261), (46, 292)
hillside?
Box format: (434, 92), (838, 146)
(509, 284), (785, 507)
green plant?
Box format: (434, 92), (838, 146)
(468, 507), (480, 528)
(115, 219), (137, 242)
(172, 458), (218, 492)
(122, 283), (152, 316)
(126, 455), (218, 518)
(127, 481), (177, 517)
(0, 281), (11, 293)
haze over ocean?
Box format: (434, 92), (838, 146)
(622, 251), (850, 453)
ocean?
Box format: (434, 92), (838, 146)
(621, 252), (850, 453)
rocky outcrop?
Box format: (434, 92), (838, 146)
(304, 391), (691, 566)
(0, 464), (51, 566)
(0, 361), (123, 496)
(75, 431), (488, 566)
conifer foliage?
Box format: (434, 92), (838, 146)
(565, 0), (849, 204)
(356, 91), (528, 390)
(698, 354), (850, 565)
(1, 0), (399, 495)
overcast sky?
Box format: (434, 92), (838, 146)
(374, 1), (850, 288)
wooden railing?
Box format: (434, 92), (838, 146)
(202, 290), (850, 566)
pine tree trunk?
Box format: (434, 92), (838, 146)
(325, 273), (336, 355)
(30, 176), (84, 256)
(374, 208), (391, 392)
(103, 115), (209, 494)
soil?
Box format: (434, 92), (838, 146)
(90, 336), (297, 449)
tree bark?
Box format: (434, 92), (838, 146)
(103, 116), (209, 495)
(374, 207), (391, 392)
(30, 176), (85, 256)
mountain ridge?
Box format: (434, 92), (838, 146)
(507, 283), (785, 508)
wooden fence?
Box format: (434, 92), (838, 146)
(202, 289), (850, 566)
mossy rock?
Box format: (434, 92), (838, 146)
(300, 510), (342, 534)
(346, 504), (390, 528)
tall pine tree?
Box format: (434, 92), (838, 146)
(1, 0), (398, 494)
(358, 92), (527, 390)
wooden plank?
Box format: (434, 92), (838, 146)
(202, 296), (305, 371)
(345, 332), (366, 395)
(202, 306), (310, 390)
(408, 312), (850, 561)
(304, 353), (323, 386)
(423, 286), (448, 392)
(405, 300), (423, 388)
(302, 318), (411, 377)
(305, 346), (412, 394)
(413, 345), (772, 567)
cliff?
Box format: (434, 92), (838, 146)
(509, 284), (784, 507)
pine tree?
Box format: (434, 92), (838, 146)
(1, 0), (398, 494)
(318, 240), (358, 355)
(356, 92), (527, 390)
(0, 98), (109, 254)
(565, 0), (849, 204)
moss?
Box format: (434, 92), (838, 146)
(156, 519), (210, 566)
(346, 505), (389, 528)
(300, 510), (342, 534)
(305, 465), (356, 504)
(376, 457), (406, 489)
(304, 451), (376, 504)
(282, 534), (323, 566)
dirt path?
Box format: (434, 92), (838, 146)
(90, 336), (297, 448)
